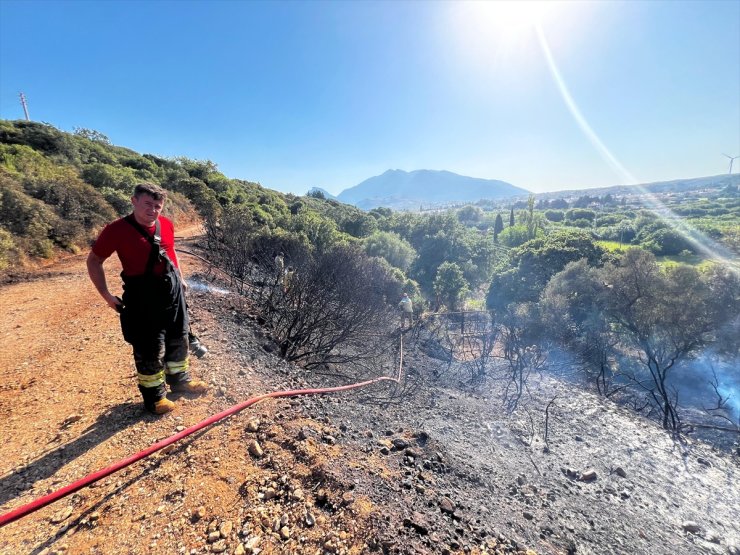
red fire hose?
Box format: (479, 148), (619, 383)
(0, 337), (404, 527)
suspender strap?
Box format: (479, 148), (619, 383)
(124, 215), (175, 275)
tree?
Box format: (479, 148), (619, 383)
(640, 228), (694, 256)
(433, 262), (469, 310)
(493, 213), (504, 243)
(363, 231), (416, 272)
(509, 207), (515, 227)
(565, 208), (596, 222)
(598, 250), (727, 430)
(498, 224), (532, 248)
(541, 259), (620, 396)
(544, 210), (564, 222)
(457, 205), (483, 224)
(497, 303), (546, 411)
(73, 127), (111, 145)
(487, 229), (605, 311)
(264, 244), (402, 366)
(306, 188), (326, 199)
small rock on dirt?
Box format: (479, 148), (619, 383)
(682, 521), (701, 534)
(579, 469), (598, 482)
(248, 440), (263, 457)
(439, 497), (455, 514)
(50, 507), (73, 523)
(219, 521), (233, 537)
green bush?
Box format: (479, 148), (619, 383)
(544, 210), (564, 222)
(569, 218), (593, 228)
(566, 208), (596, 222)
(363, 231), (416, 271)
(0, 227), (17, 270)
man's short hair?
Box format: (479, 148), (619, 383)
(133, 183), (168, 201)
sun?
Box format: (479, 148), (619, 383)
(447, 0), (562, 69)
(473, 0), (554, 32)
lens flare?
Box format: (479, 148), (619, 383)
(535, 25), (740, 273)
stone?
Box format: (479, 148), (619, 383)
(248, 440), (263, 458)
(207, 531), (221, 543)
(392, 437), (409, 450)
(219, 521), (233, 537)
(246, 419), (260, 433)
(523, 512), (535, 520)
(211, 540), (228, 553)
(51, 507), (73, 523)
(305, 513), (315, 527)
(682, 521), (701, 534)
(579, 469), (597, 482)
(60, 414), (82, 428)
(234, 544), (246, 555)
(439, 497), (455, 514)
(614, 467), (627, 478)
(280, 526), (291, 540)
(192, 507), (206, 521)
(246, 536), (261, 550)
(403, 512), (429, 535)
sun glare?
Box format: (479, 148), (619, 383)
(448, 1), (565, 69)
(472, 0), (554, 33)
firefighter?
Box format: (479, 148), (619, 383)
(398, 293), (413, 329)
(87, 183), (208, 414)
(283, 265), (295, 292)
(274, 252), (285, 279)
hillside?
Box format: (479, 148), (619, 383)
(337, 170), (528, 210)
(1, 235), (738, 555)
(535, 174), (740, 201)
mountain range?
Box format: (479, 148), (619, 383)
(316, 170), (740, 210)
(334, 169), (528, 210)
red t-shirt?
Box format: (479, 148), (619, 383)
(92, 215), (180, 277)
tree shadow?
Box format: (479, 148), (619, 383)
(0, 401), (145, 510)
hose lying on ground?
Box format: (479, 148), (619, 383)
(0, 337), (404, 527)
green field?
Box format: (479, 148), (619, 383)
(595, 240), (627, 252)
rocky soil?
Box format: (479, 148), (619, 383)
(1, 232), (739, 555)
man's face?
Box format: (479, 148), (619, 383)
(131, 193), (164, 225)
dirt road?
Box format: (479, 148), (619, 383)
(0, 234), (387, 555)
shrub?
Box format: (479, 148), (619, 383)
(544, 210), (564, 222)
(566, 208), (596, 222)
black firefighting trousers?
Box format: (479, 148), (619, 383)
(119, 269), (190, 410)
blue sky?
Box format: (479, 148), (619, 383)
(0, 0), (738, 196)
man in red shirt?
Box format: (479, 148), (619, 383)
(87, 183), (208, 414)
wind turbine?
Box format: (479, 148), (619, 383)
(723, 153), (739, 174)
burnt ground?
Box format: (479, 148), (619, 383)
(0, 233), (739, 555)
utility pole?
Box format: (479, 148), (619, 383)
(19, 92), (30, 121)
